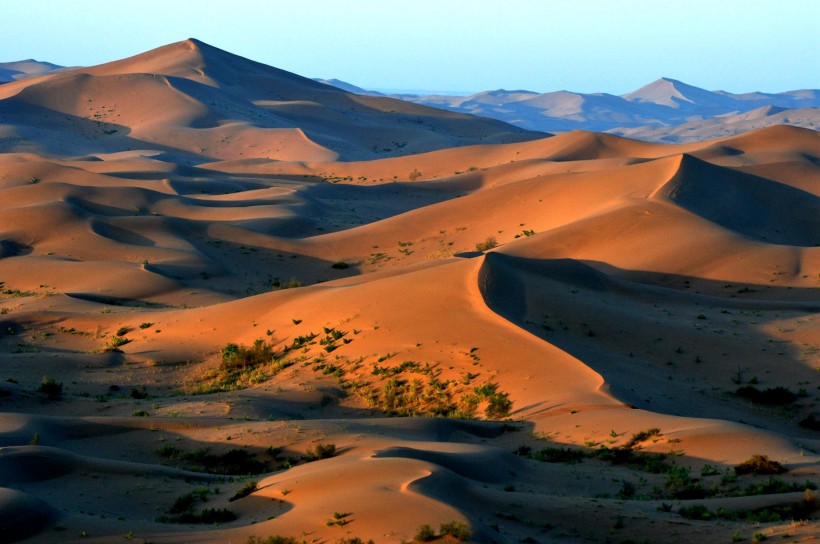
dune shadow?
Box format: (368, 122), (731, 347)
(477, 252), (820, 435)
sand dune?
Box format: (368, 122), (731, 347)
(0, 40), (818, 543)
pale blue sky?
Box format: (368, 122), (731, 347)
(2, 0), (817, 95)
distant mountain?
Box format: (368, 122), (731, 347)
(616, 105), (819, 143)
(320, 76), (820, 142)
(312, 78), (384, 97)
(0, 39), (542, 161)
(0, 59), (64, 83)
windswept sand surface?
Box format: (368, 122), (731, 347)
(0, 40), (818, 544)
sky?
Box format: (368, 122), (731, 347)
(2, 0), (818, 95)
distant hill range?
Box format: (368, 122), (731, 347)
(5, 50), (816, 146)
(0, 40), (539, 161)
(315, 77), (819, 143)
(0, 59), (70, 82)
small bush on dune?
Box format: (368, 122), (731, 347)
(736, 386), (797, 406)
(734, 455), (786, 476)
(38, 376), (62, 399)
(305, 442), (336, 461)
(221, 340), (276, 371)
(532, 447), (585, 464)
(475, 236), (497, 252)
(229, 480), (257, 501)
(247, 537), (304, 544)
(439, 520), (472, 541)
(414, 524), (435, 542)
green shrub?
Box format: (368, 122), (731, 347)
(622, 427), (661, 451)
(414, 524), (435, 542)
(678, 504), (712, 520)
(736, 386), (796, 406)
(306, 443), (336, 461)
(38, 376), (62, 399)
(475, 236), (497, 252)
(130, 386), (148, 399)
(229, 480), (257, 501)
(734, 455), (786, 475)
(247, 537), (303, 544)
(440, 520), (472, 541)
(532, 447), (585, 464)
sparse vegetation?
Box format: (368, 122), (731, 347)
(194, 339), (294, 392)
(678, 488), (818, 522)
(736, 386), (797, 406)
(414, 524), (435, 542)
(157, 445), (269, 474)
(38, 376), (62, 399)
(439, 520), (472, 541)
(247, 537), (304, 544)
(305, 443), (336, 461)
(157, 488), (236, 524)
(229, 480), (257, 501)
(475, 236), (497, 252)
(412, 521), (471, 542)
(734, 455), (786, 475)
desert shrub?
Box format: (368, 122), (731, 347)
(414, 524), (435, 542)
(473, 382), (513, 419)
(169, 492), (198, 514)
(665, 466), (704, 499)
(336, 539), (374, 544)
(247, 537), (304, 544)
(678, 504), (712, 520)
(159, 488), (236, 524)
(798, 413), (820, 431)
(221, 339), (275, 371)
(305, 443), (336, 461)
(736, 386), (797, 406)
(485, 390), (512, 419)
(229, 480), (257, 501)
(196, 338), (295, 392)
(475, 236), (498, 252)
(104, 335), (131, 351)
(157, 446), (267, 474)
(38, 376), (62, 399)
(331, 261), (349, 269)
(622, 428), (662, 450)
(116, 326), (130, 336)
(440, 520), (472, 541)
(130, 386), (148, 399)
(189, 508), (237, 524)
(589, 446), (669, 473)
(532, 447), (586, 464)
(617, 480), (636, 499)
(132, 410), (149, 417)
(734, 455), (786, 475)
(139, 322), (153, 329)
(739, 477), (815, 496)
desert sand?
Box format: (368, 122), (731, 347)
(0, 40), (817, 544)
